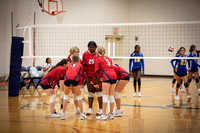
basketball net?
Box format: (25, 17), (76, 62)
(56, 11), (66, 24)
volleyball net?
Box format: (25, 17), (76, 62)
(17, 21), (200, 76)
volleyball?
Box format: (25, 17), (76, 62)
(168, 46), (174, 52)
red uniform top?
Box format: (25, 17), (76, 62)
(82, 50), (99, 80)
(67, 56), (72, 63)
(113, 65), (129, 80)
(92, 56), (117, 83)
(65, 62), (84, 85)
(41, 66), (65, 89)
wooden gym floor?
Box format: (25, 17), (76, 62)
(0, 77), (200, 133)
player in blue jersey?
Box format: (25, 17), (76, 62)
(171, 47), (191, 102)
(129, 45), (144, 97)
(188, 45), (200, 95)
(171, 50), (184, 93)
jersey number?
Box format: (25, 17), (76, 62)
(134, 59), (140, 62)
(106, 59), (111, 66)
(89, 59), (94, 64)
(180, 59), (186, 65)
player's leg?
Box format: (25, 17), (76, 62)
(175, 75), (181, 100)
(108, 82), (116, 120)
(59, 79), (64, 113)
(96, 82), (110, 120)
(133, 70), (137, 97)
(95, 78), (103, 115)
(114, 79), (129, 117)
(73, 84), (87, 120)
(183, 75), (191, 102)
(60, 85), (70, 120)
(45, 88), (60, 117)
(137, 70), (142, 97)
(86, 80), (95, 115)
(194, 71), (200, 95)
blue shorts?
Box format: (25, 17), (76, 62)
(121, 75), (130, 80)
(41, 84), (52, 90)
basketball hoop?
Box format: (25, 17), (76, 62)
(41, 0), (66, 16)
(56, 11), (66, 24)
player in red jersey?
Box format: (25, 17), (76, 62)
(94, 64), (130, 117)
(82, 41), (103, 115)
(60, 55), (87, 120)
(40, 59), (69, 118)
(60, 46), (80, 114)
(91, 46), (117, 120)
(112, 64), (130, 117)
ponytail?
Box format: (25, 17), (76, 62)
(49, 59), (69, 72)
(71, 55), (80, 68)
(97, 46), (110, 67)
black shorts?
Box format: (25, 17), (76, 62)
(64, 80), (79, 87)
(103, 80), (117, 84)
(121, 75), (130, 80)
(132, 68), (141, 73)
(189, 68), (199, 73)
(41, 84), (52, 90)
(176, 73), (187, 77)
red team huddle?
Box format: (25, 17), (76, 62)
(41, 41), (130, 120)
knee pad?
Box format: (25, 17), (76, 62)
(195, 78), (199, 83)
(103, 95), (109, 103)
(176, 83), (180, 88)
(63, 94), (68, 100)
(61, 91), (64, 99)
(134, 80), (137, 87)
(114, 92), (120, 99)
(50, 94), (56, 103)
(180, 79), (183, 84)
(73, 94), (77, 101)
(172, 79), (176, 84)
(184, 82), (189, 88)
(109, 96), (115, 103)
(138, 78), (141, 86)
(76, 95), (82, 100)
(96, 92), (103, 97)
(88, 92), (94, 97)
(188, 79), (192, 83)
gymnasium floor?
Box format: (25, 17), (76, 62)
(0, 77), (200, 133)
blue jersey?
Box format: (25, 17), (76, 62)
(171, 55), (190, 75)
(189, 52), (200, 70)
(129, 52), (144, 72)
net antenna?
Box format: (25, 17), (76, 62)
(41, 0), (66, 16)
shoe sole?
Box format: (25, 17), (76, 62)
(96, 113), (102, 116)
(114, 115), (123, 117)
(49, 116), (60, 118)
(86, 113), (92, 115)
(96, 118), (107, 120)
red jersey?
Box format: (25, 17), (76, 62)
(67, 56), (72, 63)
(65, 62), (84, 85)
(113, 66), (129, 80)
(82, 50), (99, 80)
(41, 66), (65, 89)
(92, 56), (117, 82)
